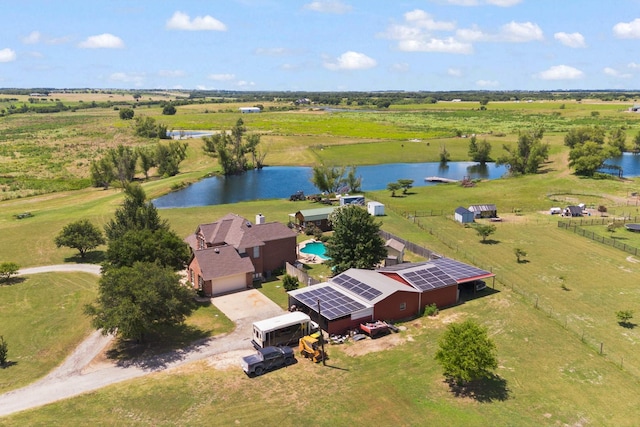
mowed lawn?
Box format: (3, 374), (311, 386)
(3, 289), (640, 426)
(0, 272), (98, 394)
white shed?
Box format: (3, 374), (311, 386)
(367, 201), (385, 216)
(454, 206), (474, 224)
(239, 107), (261, 113)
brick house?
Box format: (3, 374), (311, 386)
(186, 213), (297, 296)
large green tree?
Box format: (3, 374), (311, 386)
(156, 141), (187, 177)
(496, 128), (549, 175)
(566, 125), (622, 176)
(105, 228), (191, 271)
(55, 219), (106, 259)
(325, 205), (387, 274)
(202, 118), (260, 175)
(90, 157), (116, 189)
(435, 319), (498, 386)
(85, 262), (196, 342)
(104, 183), (168, 242)
(468, 135), (493, 164)
(110, 145), (138, 186)
(310, 164), (360, 194)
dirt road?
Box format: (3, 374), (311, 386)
(0, 265), (283, 417)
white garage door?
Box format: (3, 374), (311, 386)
(212, 273), (247, 295)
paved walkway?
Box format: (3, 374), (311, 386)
(0, 265), (284, 418)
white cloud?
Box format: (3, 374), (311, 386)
(456, 27), (486, 42)
(390, 62), (410, 72)
(603, 67), (632, 78)
(78, 33), (124, 49)
(448, 68), (463, 77)
(457, 22), (542, 43)
(399, 37), (473, 54)
(440, 0), (522, 5)
(22, 31), (41, 44)
(158, 70), (185, 78)
(254, 47), (293, 56)
(628, 62), (640, 70)
(303, 1), (352, 14)
(554, 32), (586, 48)
(476, 79), (499, 87)
(109, 72), (145, 86)
(500, 21), (543, 42)
(486, 0), (522, 6)
(613, 18), (640, 39)
(536, 65), (583, 80)
(404, 9), (456, 31)
(208, 73), (235, 81)
(46, 36), (72, 45)
(236, 80), (256, 87)
(324, 51), (377, 70)
(0, 48), (16, 62)
(166, 11), (227, 31)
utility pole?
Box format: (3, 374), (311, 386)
(317, 299), (326, 366)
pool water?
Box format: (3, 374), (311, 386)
(300, 241), (330, 260)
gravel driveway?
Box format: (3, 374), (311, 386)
(0, 266), (285, 418)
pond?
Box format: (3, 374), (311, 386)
(153, 162), (508, 208)
(603, 152), (640, 176)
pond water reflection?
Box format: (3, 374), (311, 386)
(153, 162), (508, 208)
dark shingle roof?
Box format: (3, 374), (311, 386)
(193, 246), (254, 280)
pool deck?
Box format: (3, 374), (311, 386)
(298, 239), (326, 265)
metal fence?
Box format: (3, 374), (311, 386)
(558, 217), (640, 256)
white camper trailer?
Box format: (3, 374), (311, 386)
(251, 312), (316, 348)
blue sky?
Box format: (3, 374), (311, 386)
(1, 0), (640, 91)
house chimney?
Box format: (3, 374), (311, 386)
(256, 213), (265, 224)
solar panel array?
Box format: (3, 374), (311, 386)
(430, 257), (491, 280)
(332, 273), (382, 301)
(293, 285), (367, 320)
(402, 266), (456, 291)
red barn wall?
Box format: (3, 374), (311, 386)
(373, 291), (421, 321)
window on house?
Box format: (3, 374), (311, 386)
(198, 275), (204, 290)
(399, 302), (406, 311)
(189, 269), (194, 284)
(253, 246), (260, 258)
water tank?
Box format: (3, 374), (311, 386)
(256, 213), (265, 224)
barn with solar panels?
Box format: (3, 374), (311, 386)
(288, 257), (494, 334)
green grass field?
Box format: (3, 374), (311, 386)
(4, 95), (640, 425)
(0, 273), (97, 394)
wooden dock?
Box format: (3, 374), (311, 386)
(425, 176), (459, 183)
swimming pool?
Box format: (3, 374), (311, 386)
(299, 241), (330, 260)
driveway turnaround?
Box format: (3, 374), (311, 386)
(0, 265), (285, 418)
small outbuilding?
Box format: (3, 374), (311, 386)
(291, 206), (337, 232)
(367, 201), (385, 216)
(239, 107), (261, 113)
(454, 206), (474, 224)
(384, 238), (405, 266)
(564, 206), (583, 217)
(468, 204), (498, 219)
